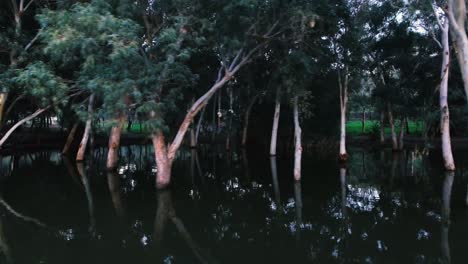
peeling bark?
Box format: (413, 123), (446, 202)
(106, 117), (126, 170)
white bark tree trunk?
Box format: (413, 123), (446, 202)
(447, 0), (468, 102)
(293, 96), (302, 181)
(0, 107), (49, 148)
(270, 86), (281, 156)
(437, 15), (457, 170)
(76, 94), (95, 161)
(0, 93), (8, 125)
(338, 67), (349, 161)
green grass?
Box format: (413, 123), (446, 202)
(346, 120), (423, 136)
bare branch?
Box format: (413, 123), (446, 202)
(229, 49), (243, 71)
(23, 0), (35, 12)
(24, 29), (40, 51)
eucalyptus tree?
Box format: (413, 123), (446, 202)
(35, 0), (142, 166)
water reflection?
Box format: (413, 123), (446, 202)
(441, 171), (454, 264)
(154, 190), (217, 263)
(270, 157), (281, 211)
(0, 146), (467, 263)
(0, 214), (12, 263)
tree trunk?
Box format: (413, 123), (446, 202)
(447, 0), (468, 102)
(441, 171), (454, 263)
(0, 93), (8, 124)
(380, 111), (385, 144)
(242, 94), (260, 147)
(62, 122), (79, 155)
(0, 107), (49, 148)
(76, 94), (95, 161)
(270, 86), (281, 156)
(152, 131), (172, 189)
(439, 17), (456, 170)
(293, 96), (302, 181)
(361, 109), (366, 133)
(387, 104), (398, 150)
(398, 117), (406, 150)
(194, 104), (206, 147)
(106, 117), (125, 170)
(338, 67), (348, 161)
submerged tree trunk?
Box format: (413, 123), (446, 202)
(270, 86), (281, 156)
(241, 94), (260, 147)
(438, 14), (456, 171)
(380, 111), (385, 144)
(62, 122), (79, 155)
(76, 94), (95, 161)
(338, 67), (349, 161)
(106, 117), (125, 170)
(152, 131), (172, 189)
(293, 96), (302, 181)
(387, 104), (398, 151)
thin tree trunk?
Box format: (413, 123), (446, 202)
(387, 104), (398, 150)
(270, 86), (281, 156)
(438, 14), (456, 171)
(242, 94), (260, 147)
(293, 96), (302, 181)
(380, 111), (385, 144)
(106, 116), (125, 170)
(62, 122), (79, 154)
(398, 117), (406, 150)
(0, 107), (49, 148)
(0, 93), (8, 124)
(338, 67), (348, 161)
(361, 108), (366, 133)
(76, 94), (95, 161)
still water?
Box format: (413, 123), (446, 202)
(0, 145), (467, 263)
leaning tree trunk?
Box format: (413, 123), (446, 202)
(338, 67), (349, 161)
(293, 96), (302, 181)
(0, 107), (49, 148)
(106, 116), (126, 170)
(242, 94), (260, 147)
(387, 104), (398, 151)
(270, 86), (281, 156)
(439, 16), (456, 170)
(76, 94), (95, 161)
(62, 122), (79, 155)
(380, 111), (385, 144)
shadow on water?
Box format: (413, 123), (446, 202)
(0, 145), (468, 263)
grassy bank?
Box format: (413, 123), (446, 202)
(346, 120), (423, 136)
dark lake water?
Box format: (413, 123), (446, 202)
(0, 145), (467, 263)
